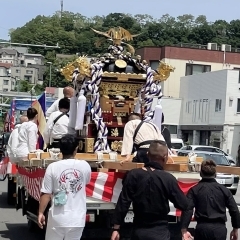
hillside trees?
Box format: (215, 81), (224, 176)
(10, 12), (240, 87)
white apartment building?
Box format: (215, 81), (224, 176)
(10, 66), (39, 85)
(136, 43), (240, 98)
(19, 53), (44, 66)
(0, 48), (45, 89)
(179, 69), (240, 159)
(0, 48), (19, 65)
(0, 63), (14, 91)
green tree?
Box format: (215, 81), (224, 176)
(10, 11), (240, 89)
(43, 55), (78, 88)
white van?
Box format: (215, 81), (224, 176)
(171, 138), (184, 152)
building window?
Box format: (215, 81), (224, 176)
(3, 80), (9, 85)
(233, 68), (240, 83)
(3, 89), (8, 92)
(149, 61), (159, 70)
(26, 70), (33, 74)
(186, 101), (192, 113)
(185, 64), (211, 76)
(164, 125), (177, 134)
(237, 99), (240, 113)
(16, 69), (20, 73)
(215, 99), (222, 112)
(24, 75), (32, 81)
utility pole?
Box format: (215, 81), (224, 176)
(61, 0), (63, 18)
(47, 62), (52, 88)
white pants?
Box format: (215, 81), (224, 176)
(45, 226), (84, 240)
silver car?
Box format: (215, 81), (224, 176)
(180, 145), (236, 164)
(177, 150), (239, 195)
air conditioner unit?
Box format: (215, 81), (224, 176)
(207, 43), (218, 50)
(221, 44), (231, 52)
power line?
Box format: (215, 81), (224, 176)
(0, 42), (60, 49)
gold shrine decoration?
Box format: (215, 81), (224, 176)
(60, 26), (175, 82)
(60, 55), (91, 81)
(91, 26), (141, 54)
(100, 82), (142, 98)
(111, 128), (119, 137)
(153, 61), (175, 82)
(111, 141), (123, 152)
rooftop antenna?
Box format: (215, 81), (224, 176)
(61, 0), (63, 18)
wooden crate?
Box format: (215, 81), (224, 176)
(167, 156), (203, 164)
(25, 153), (240, 175)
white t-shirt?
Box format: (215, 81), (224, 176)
(41, 159), (91, 227)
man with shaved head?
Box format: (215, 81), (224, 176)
(7, 115), (28, 163)
(111, 140), (189, 240)
(19, 115), (28, 123)
(46, 86), (74, 118)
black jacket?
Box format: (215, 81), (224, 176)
(181, 178), (240, 229)
(112, 162), (188, 227)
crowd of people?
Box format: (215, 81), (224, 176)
(5, 87), (240, 240)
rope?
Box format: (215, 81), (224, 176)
(86, 63), (110, 153)
(142, 67), (163, 122)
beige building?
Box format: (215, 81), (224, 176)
(11, 66), (39, 85)
(0, 48), (19, 65)
(0, 63), (14, 91)
(136, 44), (240, 98)
(0, 48), (45, 89)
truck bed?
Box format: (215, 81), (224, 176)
(86, 197), (116, 210)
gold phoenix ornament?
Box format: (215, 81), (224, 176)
(61, 55), (91, 81)
(91, 26), (141, 55)
(154, 61), (175, 81)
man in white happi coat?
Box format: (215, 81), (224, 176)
(46, 87), (74, 118)
(44, 98), (75, 149)
(7, 115), (28, 163)
(121, 113), (165, 164)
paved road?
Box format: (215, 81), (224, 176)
(0, 180), (239, 240)
(0, 180), (44, 240)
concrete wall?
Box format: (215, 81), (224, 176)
(179, 70), (228, 126)
(152, 96), (182, 126)
(224, 70), (240, 124)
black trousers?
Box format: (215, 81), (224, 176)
(132, 148), (149, 164)
(131, 225), (170, 240)
(194, 223), (227, 240)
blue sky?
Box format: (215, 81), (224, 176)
(0, 0), (239, 39)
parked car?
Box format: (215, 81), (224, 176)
(179, 145), (236, 164)
(177, 150), (239, 195)
(171, 138), (184, 153)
